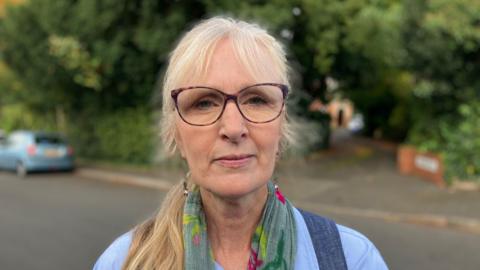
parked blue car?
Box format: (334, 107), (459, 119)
(0, 131), (75, 177)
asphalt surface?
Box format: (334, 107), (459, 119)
(329, 212), (480, 270)
(1, 170), (480, 270)
(0, 171), (162, 270)
(277, 136), (480, 221)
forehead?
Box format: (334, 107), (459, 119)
(181, 38), (280, 91)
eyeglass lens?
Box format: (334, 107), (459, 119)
(176, 85), (284, 125)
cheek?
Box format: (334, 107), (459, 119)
(256, 124), (282, 160)
(176, 123), (216, 165)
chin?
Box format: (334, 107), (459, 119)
(202, 173), (268, 200)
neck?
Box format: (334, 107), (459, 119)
(200, 185), (268, 269)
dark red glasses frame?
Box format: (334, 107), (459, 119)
(170, 83), (289, 126)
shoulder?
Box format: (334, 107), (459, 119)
(336, 224), (388, 270)
(93, 231), (133, 270)
(294, 208), (388, 270)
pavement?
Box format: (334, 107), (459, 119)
(75, 129), (480, 235)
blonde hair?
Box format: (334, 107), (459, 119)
(123, 16), (295, 270)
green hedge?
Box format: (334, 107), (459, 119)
(407, 101), (480, 182)
(70, 108), (155, 164)
(0, 104), (57, 132)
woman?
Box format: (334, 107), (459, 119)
(94, 16), (388, 270)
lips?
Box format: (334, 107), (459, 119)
(213, 154), (254, 168)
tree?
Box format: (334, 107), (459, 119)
(0, 0), (205, 161)
(402, 0), (480, 181)
(403, 0), (480, 112)
(0, 0), (206, 114)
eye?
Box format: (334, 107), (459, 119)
(192, 97), (221, 110)
(244, 96), (268, 105)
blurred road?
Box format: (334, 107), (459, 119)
(329, 213), (480, 270)
(1, 171), (480, 270)
(0, 171), (162, 270)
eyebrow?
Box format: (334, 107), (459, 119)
(189, 83), (261, 92)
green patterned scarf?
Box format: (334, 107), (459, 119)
(183, 182), (297, 270)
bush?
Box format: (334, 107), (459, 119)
(69, 107), (155, 164)
(0, 104), (56, 132)
(407, 101), (480, 182)
(442, 103), (480, 181)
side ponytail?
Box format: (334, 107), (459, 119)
(122, 181), (186, 270)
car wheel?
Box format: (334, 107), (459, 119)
(16, 162), (27, 178)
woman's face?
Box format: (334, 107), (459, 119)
(174, 38), (283, 199)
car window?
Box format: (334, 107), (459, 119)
(35, 135), (65, 144)
(9, 134), (26, 146)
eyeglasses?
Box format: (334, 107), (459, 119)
(171, 83), (288, 126)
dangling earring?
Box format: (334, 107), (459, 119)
(272, 168), (279, 188)
(273, 176), (279, 191)
(273, 176), (286, 204)
(272, 169), (286, 203)
(183, 171), (191, 196)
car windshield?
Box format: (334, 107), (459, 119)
(35, 135), (65, 144)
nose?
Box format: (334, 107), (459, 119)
(218, 100), (248, 143)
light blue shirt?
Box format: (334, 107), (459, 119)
(94, 208), (388, 269)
